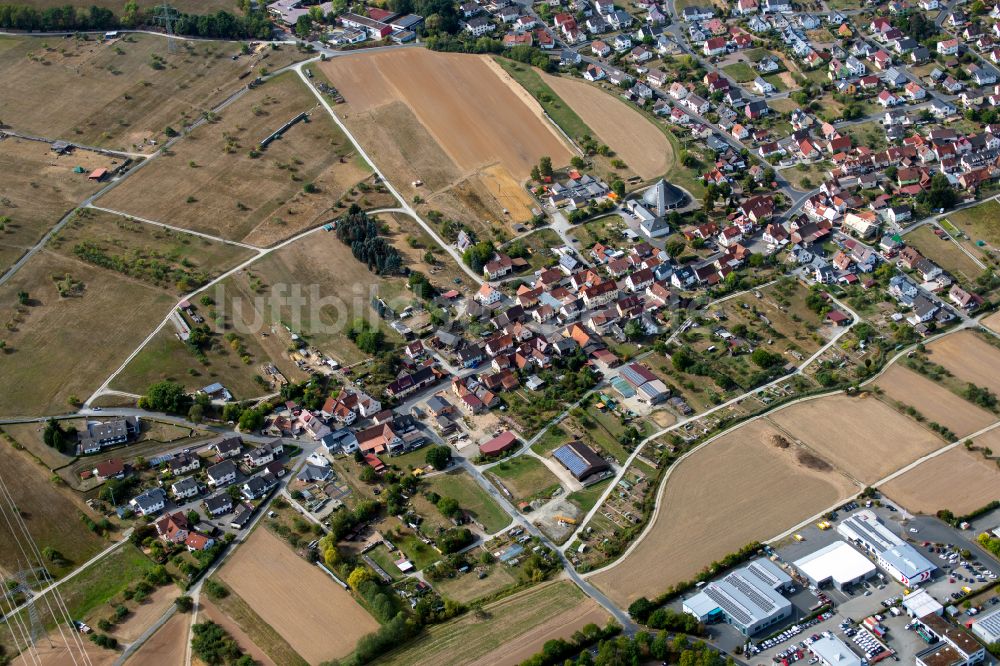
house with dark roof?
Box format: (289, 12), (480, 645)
(552, 441), (612, 484)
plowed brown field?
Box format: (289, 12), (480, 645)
(881, 445), (1000, 515)
(926, 330), (1000, 396)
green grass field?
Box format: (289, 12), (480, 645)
(489, 456), (561, 502)
(723, 62), (756, 83)
(55, 543), (156, 620)
(566, 478), (611, 514)
(903, 224), (984, 284)
(493, 58), (592, 141)
(426, 471), (511, 534)
(948, 200), (1000, 247)
(396, 532), (441, 571)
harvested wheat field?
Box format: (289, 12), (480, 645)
(321, 49), (570, 177)
(217, 527), (377, 664)
(874, 364), (995, 438)
(12, 635), (115, 666)
(99, 72), (367, 244)
(0, 136), (118, 273)
(926, 330), (1000, 396)
(590, 419), (855, 606)
(541, 73), (672, 180)
(0, 35), (304, 150)
(881, 445), (1000, 515)
(981, 311), (1000, 334)
(124, 611), (187, 666)
(0, 250), (172, 416)
(110, 585), (177, 643)
(768, 393), (945, 485)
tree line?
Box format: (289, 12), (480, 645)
(0, 3), (273, 39)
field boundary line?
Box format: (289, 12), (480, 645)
(86, 205), (262, 251)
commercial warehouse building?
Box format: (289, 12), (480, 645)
(971, 606), (1000, 645)
(809, 635), (862, 666)
(793, 541), (877, 590)
(618, 362), (670, 404)
(683, 559), (793, 636)
(836, 510), (935, 585)
(902, 589), (943, 619)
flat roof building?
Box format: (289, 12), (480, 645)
(915, 614), (986, 666)
(836, 510), (935, 586)
(970, 605), (1000, 645)
(683, 559), (793, 636)
(794, 541), (877, 590)
(903, 589), (944, 619)
(809, 635), (862, 666)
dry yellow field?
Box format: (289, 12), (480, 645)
(98, 72), (367, 244)
(124, 611), (187, 666)
(981, 311), (1000, 334)
(0, 250), (172, 416)
(589, 419), (856, 606)
(217, 527), (378, 663)
(0, 136), (118, 272)
(541, 73), (672, 180)
(880, 445), (1000, 515)
(926, 330), (1000, 395)
(768, 393), (945, 485)
(320, 49), (571, 178)
(0, 35), (304, 150)
(874, 364), (996, 438)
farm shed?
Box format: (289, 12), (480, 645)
(552, 441), (611, 483)
(480, 431), (518, 456)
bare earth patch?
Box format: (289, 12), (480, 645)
(217, 527), (377, 663)
(768, 393), (945, 485)
(926, 330), (1000, 396)
(881, 445), (1000, 516)
(124, 611), (187, 666)
(111, 585), (176, 643)
(874, 363), (996, 438)
(540, 73), (672, 180)
(589, 419), (856, 606)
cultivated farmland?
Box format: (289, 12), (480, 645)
(0, 250), (173, 416)
(377, 582), (599, 666)
(768, 393), (945, 484)
(874, 363), (996, 438)
(881, 445), (1000, 516)
(589, 419), (856, 606)
(540, 72), (674, 181)
(0, 35), (305, 150)
(0, 136), (118, 273)
(925, 330), (1000, 396)
(198, 597), (279, 666)
(217, 527), (378, 664)
(319, 49), (569, 229)
(123, 611), (187, 666)
(98, 72), (368, 244)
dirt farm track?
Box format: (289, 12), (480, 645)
(217, 527), (377, 663)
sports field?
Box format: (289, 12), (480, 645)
(0, 136), (118, 273)
(0, 35), (304, 150)
(541, 72), (672, 181)
(98, 72), (368, 245)
(874, 363), (995, 438)
(925, 330), (1000, 396)
(589, 418), (855, 606)
(880, 445), (1000, 516)
(0, 250), (172, 416)
(768, 393), (945, 485)
(377, 582), (599, 666)
(217, 527), (377, 663)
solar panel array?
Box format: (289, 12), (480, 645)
(704, 585), (754, 626)
(746, 561), (781, 588)
(729, 573), (777, 613)
(843, 513), (896, 551)
(553, 444), (590, 478)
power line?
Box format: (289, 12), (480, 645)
(155, 3), (179, 53)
